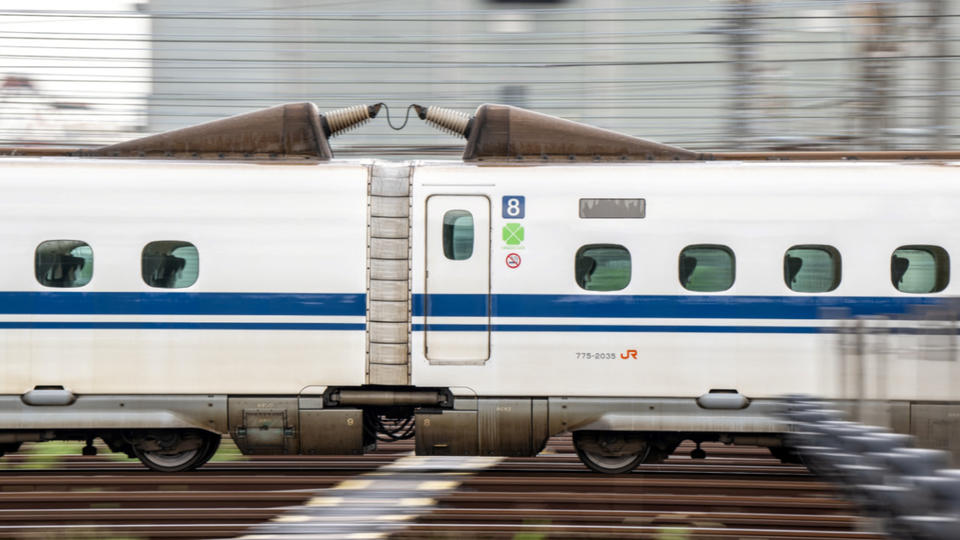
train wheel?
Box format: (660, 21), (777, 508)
(133, 431), (220, 473)
(194, 433), (221, 468)
(573, 431), (649, 474)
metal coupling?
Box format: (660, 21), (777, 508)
(328, 389), (450, 407)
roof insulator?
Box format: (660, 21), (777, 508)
(412, 104), (473, 139)
(321, 103), (382, 138)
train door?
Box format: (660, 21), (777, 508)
(424, 195), (490, 363)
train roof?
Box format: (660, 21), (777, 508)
(4, 102), (960, 164)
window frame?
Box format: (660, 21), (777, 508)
(678, 244), (736, 292)
(891, 245), (950, 294)
(34, 239), (94, 289)
(783, 244), (842, 293)
(441, 209), (475, 261)
(574, 243), (632, 292)
(141, 240), (199, 289)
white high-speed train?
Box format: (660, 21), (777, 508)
(1, 102), (958, 473)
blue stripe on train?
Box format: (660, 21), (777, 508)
(412, 294), (949, 319)
(0, 322), (363, 331)
(0, 292), (951, 332)
(413, 323), (822, 334)
(0, 292), (366, 316)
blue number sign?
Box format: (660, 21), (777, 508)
(502, 196), (525, 219)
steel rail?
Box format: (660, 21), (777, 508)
(0, 438), (886, 539)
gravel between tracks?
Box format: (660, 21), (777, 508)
(0, 438), (884, 539)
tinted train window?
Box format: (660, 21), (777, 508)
(142, 241), (199, 289)
(576, 244), (631, 291)
(784, 245), (841, 293)
(892, 246), (949, 293)
(679, 245), (735, 292)
(442, 210), (474, 260)
(35, 240), (93, 288)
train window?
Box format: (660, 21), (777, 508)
(442, 210), (474, 260)
(575, 244), (631, 291)
(35, 240), (93, 288)
(784, 245), (841, 293)
(142, 241), (199, 289)
(892, 246), (949, 293)
(679, 245), (735, 292)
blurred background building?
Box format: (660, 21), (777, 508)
(0, 1), (956, 153)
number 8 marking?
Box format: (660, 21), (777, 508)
(502, 195), (525, 219)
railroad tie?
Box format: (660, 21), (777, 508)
(237, 455), (503, 539)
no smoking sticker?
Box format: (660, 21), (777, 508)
(505, 253), (522, 269)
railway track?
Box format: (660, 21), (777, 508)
(0, 438), (884, 539)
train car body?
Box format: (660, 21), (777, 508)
(410, 161), (960, 402)
(1, 104), (958, 472)
(0, 160), (368, 395)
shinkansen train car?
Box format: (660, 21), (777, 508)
(1, 102), (958, 473)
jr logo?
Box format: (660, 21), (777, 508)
(620, 349), (638, 360)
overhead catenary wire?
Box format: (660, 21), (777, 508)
(1, 2), (959, 150)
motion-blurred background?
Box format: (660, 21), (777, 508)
(0, 1), (955, 153)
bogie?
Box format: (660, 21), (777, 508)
(130, 430), (221, 473)
(573, 431), (651, 474)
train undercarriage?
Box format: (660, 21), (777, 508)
(0, 386), (792, 473)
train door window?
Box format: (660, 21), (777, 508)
(891, 246), (949, 293)
(576, 244), (631, 291)
(679, 245), (735, 292)
(35, 240), (93, 288)
(784, 245), (841, 293)
(442, 210), (474, 260)
(142, 241), (199, 289)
